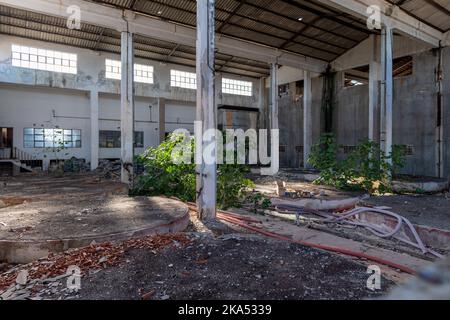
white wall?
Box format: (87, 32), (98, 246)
(0, 34), (261, 166)
(0, 84), (91, 164)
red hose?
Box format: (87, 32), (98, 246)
(218, 214), (416, 275)
(185, 202), (416, 275)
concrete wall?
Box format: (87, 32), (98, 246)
(0, 34), (259, 165)
(278, 78), (323, 168)
(332, 49), (441, 177)
(442, 46), (450, 179)
(277, 47), (449, 178)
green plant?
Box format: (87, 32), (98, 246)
(246, 192), (272, 214)
(308, 134), (406, 194)
(133, 133), (253, 209)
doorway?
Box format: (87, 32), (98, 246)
(0, 127), (13, 159)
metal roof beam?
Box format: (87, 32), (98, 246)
(315, 0), (443, 47)
(0, 0), (327, 72)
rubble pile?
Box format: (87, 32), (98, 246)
(95, 160), (121, 179)
(0, 233), (191, 300)
(63, 157), (90, 173)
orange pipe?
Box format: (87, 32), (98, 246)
(184, 200), (416, 274)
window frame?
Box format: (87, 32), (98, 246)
(23, 128), (81, 149)
(99, 130), (144, 149)
(12, 45), (77, 75)
(222, 78), (253, 97)
(170, 69), (197, 90)
(105, 59), (154, 84)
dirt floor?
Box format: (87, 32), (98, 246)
(364, 194), (450, 230)
(67, 234), (392, 300)
(1, 172), (448, 300)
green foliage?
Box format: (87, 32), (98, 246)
(217, 164), (254, 209)
(133, 133), (253, 209)
(245, 192), (272, 214)
(308, 134), (406, 194)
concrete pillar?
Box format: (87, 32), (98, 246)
(258, 77), (267, 130)
(368, 34), (380, 143)
(90, 89), (99, 171)
(196, 0), (217, 221)
(436, 47), (444, 178)
(303, 70), (312, 168)
(120, 31), (135, 185)
(380, 26), (393, 165)
(158, 97), (166, 144)
(270, 63), (279, 132)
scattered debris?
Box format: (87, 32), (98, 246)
(63, 157), (90, 173)
(0, 233), (192, 300)
(95, 160), (121, 179)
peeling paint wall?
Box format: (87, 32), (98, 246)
(0, 34), (261, 164)
(277, 48), (449, 179)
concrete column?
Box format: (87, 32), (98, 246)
(380, 27), (393, 165)
(303, 70), (313, 168)
(436, 47), (444, 178)
(90, 89), (99, 171)
(196, 0), (216, 221)
(368, 34), (380, 143)
(158, 97), (166, 144)
(270, 63), (279, 132)
(258, 77), (267, 130)
(120, 31), (135, 185)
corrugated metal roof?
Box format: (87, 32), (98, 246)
(0, 4), (270, 78)
(90, 0), (372, 61)
(0, 0), (448, 78)
(389, 0), (450, 32)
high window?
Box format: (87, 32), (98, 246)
(222, 78), (253, 96)
(105, 59), (154, 83)
(170, 70), (197, 89)
(12, 45), (77, 74)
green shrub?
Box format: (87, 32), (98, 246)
(133, 133), (253, 209)
(308, 134), (406, 194)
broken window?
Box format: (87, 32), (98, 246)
(12, 45), (77, 74)
(344, 56), (413, 87)
(170, 69), (197, 90)
(99, 131), (144, 148)
(24, 128), (81, 148)
(398, 144), (415, 156)
(222, 78), (253, 96)
(342, 145), (357, 154)
(278, 84), (290, 97)
(105, 59), (154, 83)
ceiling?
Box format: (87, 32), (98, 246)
(0, 0), (448, 79)
(388, 0), (450, 32)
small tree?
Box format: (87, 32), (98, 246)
(133, 133), (253, 209)
(308, 134), (406, 194)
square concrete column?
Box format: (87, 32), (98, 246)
(196, 0), (217, 221)
(158, 97), (166, 144)
(368, 34), (380, 143)
(270, 63), (279, 132)
(303, 70), (312, 168)
(120, 31), (135, 185)
(380, 26), (393, 166)
(90, 89), (99, 171)
(258, 77), (267, 130)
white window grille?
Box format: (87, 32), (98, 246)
(222, 78), (253, 96)
(12, 45), (77, 74)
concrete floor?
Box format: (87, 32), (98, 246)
(0, 174), (189, 263)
